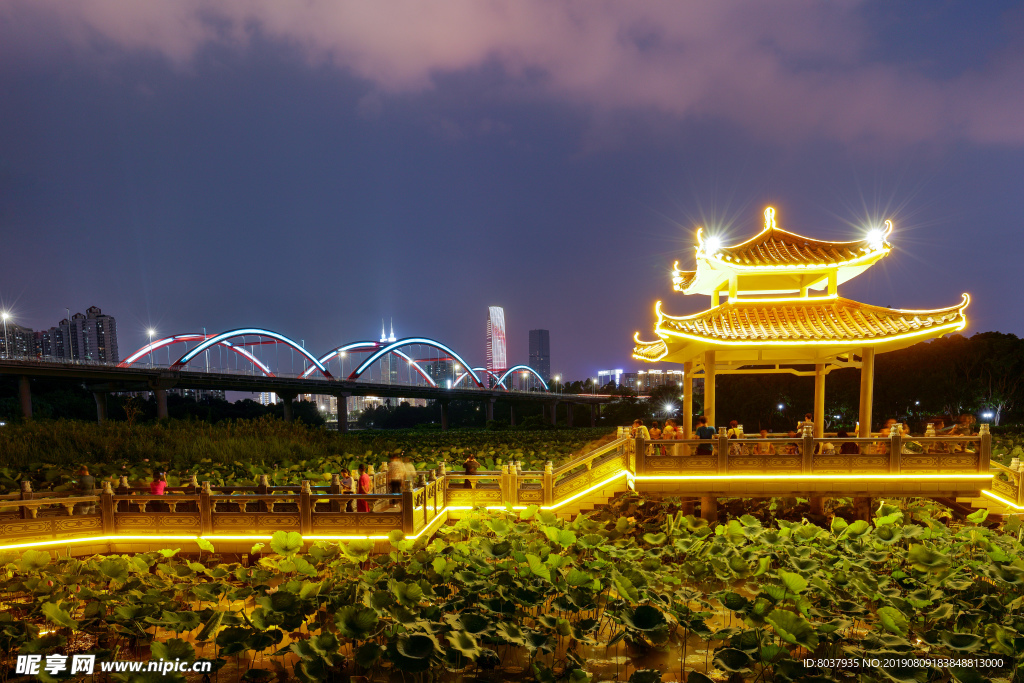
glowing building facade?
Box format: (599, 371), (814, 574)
(486, 306), (507, 380)
(633, 206), (970, 438)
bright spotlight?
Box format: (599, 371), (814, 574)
(777, 403), (785, 410)
(867, 228), (885, 249)
(704, 236), (722, 254)
(0, 312), (8, 321)
(663, 403), (675, 413)
(147, 328), (156, 337)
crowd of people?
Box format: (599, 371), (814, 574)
(628, 412), (978, 456)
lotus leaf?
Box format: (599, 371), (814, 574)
(151, 638), (196, 661)
(939, 631), (984, 651)
(335, 606), (378, 639)
(907, 544), (951, 573)
(765, 608), (818, 650)
(629, 670), (662, 683)
(266, 532), (302, 558)
(526, 553), (551, 581)
(41, 601), (78, 630)
(876, 606), (908, 636)
(713, 647), (753, 672)
(447, 630), (481, 659)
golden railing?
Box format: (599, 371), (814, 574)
(0, 425), (1013, 553)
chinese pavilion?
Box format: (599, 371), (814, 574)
(633, 207), (970, 439)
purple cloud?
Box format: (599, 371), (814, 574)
(4, 0), (1023, 146)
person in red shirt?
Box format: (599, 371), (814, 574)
(357, 464), (372, 512)
(149, 472), (167, 496)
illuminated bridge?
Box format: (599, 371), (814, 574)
(1, 328), (610, 429)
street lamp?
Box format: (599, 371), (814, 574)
(1, 312), (8, 359)
(147, 329), (156, 367)
(555, 375), (561, 395)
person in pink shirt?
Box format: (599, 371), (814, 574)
(357, 464), (372, 512)
(149, 472), (167, 495)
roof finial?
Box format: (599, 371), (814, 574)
(764, 206), (776, 231)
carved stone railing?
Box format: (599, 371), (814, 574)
(990, 462), (1023, 505)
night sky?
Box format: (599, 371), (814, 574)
(2, 1), (1023, 380)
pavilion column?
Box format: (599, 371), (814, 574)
(813, 364), (826, 438)
(703, 351), (716, 427)
(858, 347), (875, 437)
(682, 361), (693, 439)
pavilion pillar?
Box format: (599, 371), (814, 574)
(858, 347), (875, 437)
(19, 376), (32, 420)
(682, 361), (693, 439)
(813, 364), (826, 438)
(703, 351), (716, 427)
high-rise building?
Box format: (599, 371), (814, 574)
(379, 319), (397, 384)
(486, 307), (507, 382)
(529, 329), (550, 380)
(0, 322), (34, 358)
(9, 306), (118, 362)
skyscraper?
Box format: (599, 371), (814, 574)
(28, 306), (119, 362)
(486, 306), (507, 381)
(529, 329), (550, 380)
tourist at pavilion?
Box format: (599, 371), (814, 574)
(663, 419), (679, 456)
(630, 419), (650, 440)
(756, 429), (774, 455)
(837, 430), (859, 455)
(649, 421), (664, 455)
(403, 454), (417, 487)
(356, 464), (372, 512)
(149, 471), (167, 496)
(694, 416), (715, 455)
(726, 420), (742, 455)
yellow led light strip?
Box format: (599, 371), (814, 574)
(633, 473), (992, 481)
(981, 489), (1024, 511)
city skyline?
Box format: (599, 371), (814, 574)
(2, 2), (1023, 379)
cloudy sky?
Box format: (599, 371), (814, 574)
(1, 1), (1023, 379)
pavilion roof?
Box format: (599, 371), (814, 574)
(674, 207), (892, 295)
(633, 294), (969, 364)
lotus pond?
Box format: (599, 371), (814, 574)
(0, 419), (612, 494)
(1, 494), (1021, 682)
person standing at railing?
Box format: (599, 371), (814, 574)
(387, 454), (404, 495)
(649, 421), (664, 455)
(356, 464), (372, 512)
(663, 419), (680, 456)
(339, 468), (355, 512)
(463, 454), (479, 489)
(629, 419), (650, 440)
(149, 472), (167, 512)
(74, 466), (96, 515)
(694, 416), (715, 455)
(756, 429), (774, 455)
(402, 454), (416, 488)
(837, 430), (859, 455)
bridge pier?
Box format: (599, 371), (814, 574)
(549, 401), (558, 426)
(281, 393), (294, 422)
(509, 404), (516, 427)
(440, 400), (450, 431)
(93, 392), (108, 424)
(566, 403), (574, 428)
(336, 393), (350, 432)
(18, 375), (32, 420)
(485, 398), (495, 423)
(154, 388), (169, 420)
(590, 404), (596, 427)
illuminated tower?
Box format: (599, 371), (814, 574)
(633, 206), (969, 438)
(486, 306), (507, 386)
(379, 319), (397, 384)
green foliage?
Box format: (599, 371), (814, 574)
(1, 493), (1021, 681)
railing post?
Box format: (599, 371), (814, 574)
(507, 464), (518, 505)
(889, 424), (902, 473)
(801, 424), (814, 473)
(100, 481), (115, 535)
(718, 429), (729, 473)
(117, 475), (129, 512)
(401, 478), (415, 535)
(18, 480), (32, 520)
(438, 462), (448, 508)
(299, 480), (312, 535)
(635, 436), (647, 475)
(543, 461), (554, 506)
(199, 481), (213, 535)
(979, 423), (991, 475)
